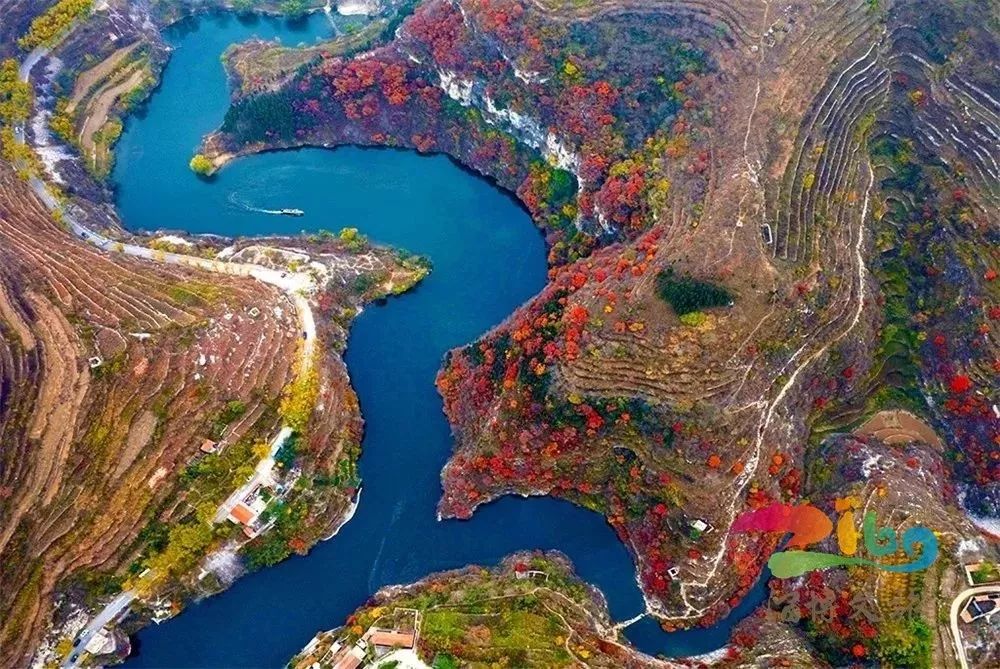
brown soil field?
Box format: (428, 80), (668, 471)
(66, 42), (141, 115)
(0, 159), (409, 665)
(78, 66), (146, 161)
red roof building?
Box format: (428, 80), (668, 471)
(229, 503), (256, 526)
(366, 630), (415, 649)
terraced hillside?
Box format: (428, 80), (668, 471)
(205, 0), (998, 636)
(52, 41), (154, 177)
(867, 0), (1000, 519)
(1, 0), (997, 665)
(0, 161), (284, 663)
(0, 154), (428, 666)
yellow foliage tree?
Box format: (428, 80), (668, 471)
(189, 153), (214, 175)
(0, 127), (41, 178)
(280, 351), (320, 432)
(49, 111), (75, 144)
(0, 59), (33, 124)
(18, 0), (92, 50)
(135, 521), (215, 595)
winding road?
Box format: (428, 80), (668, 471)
(61, 592), (135, 668)
(949, 585), (1000, 669)
(17, 41), (322, 667)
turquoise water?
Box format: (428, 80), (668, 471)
(114, 13), (767, 667)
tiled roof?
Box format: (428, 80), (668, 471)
(366, 630), (415, 648)
(230, 503), (255, 525)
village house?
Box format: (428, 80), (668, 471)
(959, 593), (999, 624)
(513, 562), (549, 581)
(226, 486), (271, 538)
(321, 609), (420, 669)
(330, 640), (366, 669)
(365, 629), (416, 650)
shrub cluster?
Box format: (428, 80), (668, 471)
(656, 268), (732, 315)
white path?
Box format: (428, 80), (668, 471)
(949, 585), (1000, 669)
(18, 46), (322, 669)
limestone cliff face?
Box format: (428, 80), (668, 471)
(337, 0), (381, 16)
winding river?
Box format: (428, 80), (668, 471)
(114, 13), (767, 667)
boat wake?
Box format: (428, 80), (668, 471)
(228, 192), (304, 217)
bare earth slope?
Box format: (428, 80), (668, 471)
(0, 154), (427, 666)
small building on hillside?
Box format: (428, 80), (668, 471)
(229, 503), (256, 526)
(330, 640), (367, 669)
(226, 487), (272, 538)
(959, 593), (999, 623)
(366, 629), (416, 650)
(200, 439), (218, 455)
(761, 223), (774, 245)
(690, 519), (712, 533)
